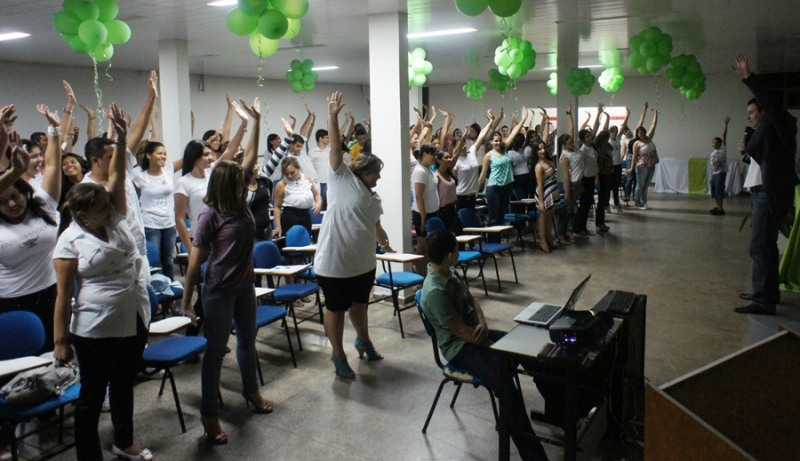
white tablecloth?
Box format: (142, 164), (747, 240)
(654, 158), (743, 195)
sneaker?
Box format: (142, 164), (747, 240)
(573, 232), (590, 240)
(596, 225), (610, 232)
(637, 205), (648, 210)
(711, 208), (725, 216)
(580, 230), (595, 237)
(614, 205), (623, 213)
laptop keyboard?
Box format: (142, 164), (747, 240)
(528, 304), (562, 323)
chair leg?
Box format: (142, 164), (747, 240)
(158, 369), (169, 396)
(422, 379), (448, 434)
(393, 289), (405, 339)
(58, 405), (65, 444)
(287, 303), (303, 351)
(478, 259), (488, 296)
(493, 256), (502, 291)
(449, 382), (463, 408)
(10, 423), (19, 461)
(509, 249), (518, 283)
(283, 318), (297, 368)
(487, 387), (500, 428)
(256, 354), (264, 386)
(164, 368), (187, 433)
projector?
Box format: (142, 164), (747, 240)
(549, 310), (614, 347)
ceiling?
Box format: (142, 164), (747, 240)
(1, 0), (799, 85)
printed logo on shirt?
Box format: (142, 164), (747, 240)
(0, 224), (49, 250)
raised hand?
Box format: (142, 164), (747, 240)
(487, 108), (495, 121)
(345, 111), (353, 120)
(231, 101), (248, 122)
(289, 115), (297, 129)
(731, 53), (751, 78)
(78, 103), (94, 116)
(567, 100), (573, 112)
(625, 107), (631, 116)
(281, 117), (294, 136)
(226, 94), (232, 105)
(0, 104), (17, 131)
(597, 102), (605, 112)
(148, 70), (158, 99)
(63, 80), (76, 106)
(644, 101), (649, 109)
(10, 143), (29, 173)
(304, 103), (314, 115)
(537, 106), (547, 116)
(109, 103), (128, 140)
(724, 116), (731, 124)
(240, 97), (261, 119)
(36, 104), (60, 127)
(327, 91), (345, 118)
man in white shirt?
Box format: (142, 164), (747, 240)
(309, 129), (331, 209)
(709, 116), (730, 215)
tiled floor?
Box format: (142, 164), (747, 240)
(32, 191), (798, 460)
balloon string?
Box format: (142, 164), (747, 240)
(654, 73), (661, 107)
(679, 101), (685, 126)
(105, 62), (113, 82)
(609, 93), (615, 106)
(93, 59), (105, 134)
(257, 58), (265, 87)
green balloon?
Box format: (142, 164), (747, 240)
(510, 49), (522, 63)
(69, 35), (91, 54)
(300, 59), (313, 73)
(95, 0), (119, 22)
(291, 81), (303, 93)
(681, 73), (696, 87)
(645, 57), (661, 73)
(79, 20), (108, 47)
(248, 32), (278, 57)
(75, 2), (100, 21)
(310, 71), (319, 80)
(686, 62), (700, 75)
(670, 77), (682, 89)
(672, 54), (689, 68)
(454, 0), (488, 17)
(90, 43), (114, 62)
(639, 41), (656, 58)
(238, 0), (268, 17)
(291, 71), (303, 82)
(686, 89), (698, 100)
(413, 74), (426, 86)
(519, 40), (532, 53)
(628, 52), (645, 69)
(227, 8), (258, 36)
(285, 71), (294, 83)
(412, 58), (425, 72)
(271, 0), (309, 19)
(422, 61), (433, 75)
(105, 20), (131, 44)
(498, 53), (512, 68)
(301, 74), (315, 86)
(408, 67), (415, 81)
(291, 59), (302, 70)
(258, 9), (289, 39)
(489, 0), (521, 17)
(628, 35), (644, 52)
(283, 18), (301, 39)
(54, 12), (82, 36)
(507, 63), (521, 79)
(644, 26), (662, 42)
(657, 39), (672, 57)
(303, 81), (314, 92)
(62, 0), (82, 14)
(520, 54), (535, 70)
(61, 33), (73, 43)
(411, 48), (426, 60)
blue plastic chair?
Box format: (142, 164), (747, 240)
(285, 225), (316, 283)
(426, 218), (488, 296)
(145, 241), (183, 317)
(458, 208), (518, 291)
(253, 241), (321, 351)
(231, 299), (297, 386)
(0, 311), (81, 461)
(142, 285), (207, 433)
(415, 291), (498, 433)
(372, 235), (425, 339)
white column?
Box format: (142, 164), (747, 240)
(409, 85), (422, 126)
(369, 13), (412, 258)
(158, 40), (192, 164)
(556, 23), (579, 136)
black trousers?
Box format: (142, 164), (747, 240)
(456, 194), (477, 211)
(575, 176), (595, 233)
(70, 317), (148, 461)
(0, 284), (56, 355)
(596, 173), (615, 226)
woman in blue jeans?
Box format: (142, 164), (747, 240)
(181, 99), (272, 446)
(630, 109), (659, 210)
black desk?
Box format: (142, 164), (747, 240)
(491, 318), (624, 461)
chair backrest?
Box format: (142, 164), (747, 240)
(146, 240), (160, 269)
(286, 225), (311, 247)
(253, 241), (282, 269)
(0, 311), (45, 360)
(426, 217), (446, 232)
(415, 289), (445, 369)
(310, 209), (324, 225)
(458, 208), (482, 229)
(147, 284), (160, 318)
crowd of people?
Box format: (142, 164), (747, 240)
(0, 52), (791, 461)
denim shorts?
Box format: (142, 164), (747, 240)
(711, 172), (727, 198)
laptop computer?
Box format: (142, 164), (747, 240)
(513, 274), (592, 327)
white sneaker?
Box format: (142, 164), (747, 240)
(102, 387), (110, 412)
(112, 445), (154, 461)
(637, 205), (648, 210)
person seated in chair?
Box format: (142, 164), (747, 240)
(421, 230), (548, 461)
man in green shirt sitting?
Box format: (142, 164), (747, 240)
(421, 230), (548, 461)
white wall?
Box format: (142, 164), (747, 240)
(428, 73), (759, 161)
(0, 61), (372, 161)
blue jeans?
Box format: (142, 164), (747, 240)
(201, 287), (259, 417)
(634, 165), (654, 207)
(556, 182), (579, 237)
(145, 227), (177, 281)
(623, 160), (635, 199)
(320, 182), (328, 210)
(449, 330), (548, 461)
(749, 190), (793, 309)
(486, 184), (512, 243)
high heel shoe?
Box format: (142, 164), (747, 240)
(331, 355), (355, 379)
(354, 338), (384, 361)
(112, 445), (154, 460)
(201, 417), (228, 445)
(241, 392), (273, 414)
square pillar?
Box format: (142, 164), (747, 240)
(158, 40), (192, 164)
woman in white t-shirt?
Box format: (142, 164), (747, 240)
(52, 105), (153, 461)
(509, 132), (531, 199)
(452, 118), (492, 211)
(133, 142), (183, 280)
(412, 144), (440, 275)
(0, 104), (61, 354)
(557, 101), (582, 243)
(314, 92), (392, 379)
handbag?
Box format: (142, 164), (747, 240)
(0, 361), (79, 405)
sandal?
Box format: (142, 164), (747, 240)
(292, 299), (304, 307)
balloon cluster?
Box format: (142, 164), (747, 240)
(546, 72), (557, 96)
(54, 0), (130, 62)
(666, 54), (706, 100)
(566, 68), (595, 96)
(408, 48), (433, 88)
(227, 0), (308, 58)
(454, 0), (522, 17)
(599, 48), (622, 68)
(285, 59), (318, 93)
(487, 69), (515, 94)
(494, 38), (536, 80)
(598, 67), (624, 93)
(627, 27), (673, 75)
(463, 78), (487, 100)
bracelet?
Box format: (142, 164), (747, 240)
(115, 141), (127, 146)
(63, 108), (72, 114)
(47, 126), (62, 137)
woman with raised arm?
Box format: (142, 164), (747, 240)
(594, 115), (615, 232)
(478, 108), (526, 242)
(574, 104), (603, 238)
(533, 116), (558, 252)
(631, 108), (660, 210)
(314, 92), (391, 379)
(557, 100), (582, 243)
(132, 141), (183, 281)
(53, 105), (153, 461)
(622, 102), (648, 203)
(0, 104), (62, 355)
(608, 107), (629, 213)
(234, 98), (274, 240)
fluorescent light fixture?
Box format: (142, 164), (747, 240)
(408, 28), (477, 39)
(286, 66), (339, 71)
(208, 0), (237, 6)
(0, 32), (30, 42)
(543, 65), (604, 70)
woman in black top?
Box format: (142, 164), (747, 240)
(234, 98), (273, 241)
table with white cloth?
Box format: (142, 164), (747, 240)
(654, 158), (744, 195)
